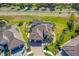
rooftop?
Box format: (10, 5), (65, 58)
(0, 24), (25, 51)
(28, 21), (54, 41)
(62, 36), (79, 56)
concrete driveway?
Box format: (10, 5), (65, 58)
(30, 46), (45, 56)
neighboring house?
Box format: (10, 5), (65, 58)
(28, 21), (54, 46)
(4, 31), (26, 56)
(0, 25), (27, 56)
(61, 36), (79, 56)
(8, 25), (21, 40)
(0, 31), (8, 51)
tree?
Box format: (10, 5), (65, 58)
(55, 41), (61, 51)
(19, 3), (25, 9)
(26, 4), (32, 10)
(75, 23), (79, 33)
(55, 28), (67, 51)
(67, 13), (75, 31)
(34, 4), (47, 10)
(0, 20), (6, 28)
(44, 45), (48, 51)
(47, 3), (56, 11)
(18, 22), (23, 27)
(72, 3), (79, 13)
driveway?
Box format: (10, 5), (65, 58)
(30, 46), (45, 56)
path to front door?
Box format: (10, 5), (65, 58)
(30, 46), (45, 56)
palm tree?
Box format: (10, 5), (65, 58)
(67, 13), (75, 31)
(56, 28), (67, 51)
(75, 23), (79, 34)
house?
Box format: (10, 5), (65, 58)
(0, 24), (27, 56)
(61, 36), (79, 56)
(28, 21), (54, 46)
(0, 31), (8, 51)
(3, 31), (27, 56)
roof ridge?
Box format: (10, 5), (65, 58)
(37, 28), (43, 39)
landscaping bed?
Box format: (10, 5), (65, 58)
(43, 50), (53, 56)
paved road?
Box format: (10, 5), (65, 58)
(30, 46), (45, 56)
(0, 11), (79, 17)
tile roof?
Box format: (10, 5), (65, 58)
(0, 31), (8, 45)
(3, 31), (14, 42)
(3, 31), (25, 50)
(0, 25), (25, 51)
(29, 32), (43, 40)
(62, 36), (79, 56)
(28, 21), (53, 40)
(8, 38), (24, 50)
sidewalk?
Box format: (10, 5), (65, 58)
(30, 46), (45, 56)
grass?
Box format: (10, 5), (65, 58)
(0, 15), (33, 25)
(47, 43), (59, 55)
(41, 16), (67, 24)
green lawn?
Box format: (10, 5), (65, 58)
(41, 16), (67, 24)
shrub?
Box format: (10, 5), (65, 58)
(18, 22), (23, 26)
(67, 13), (75, 31)
(67, 20), (74, 31)
(75, 23), (79, 33)
(44, 45), (49, 51)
